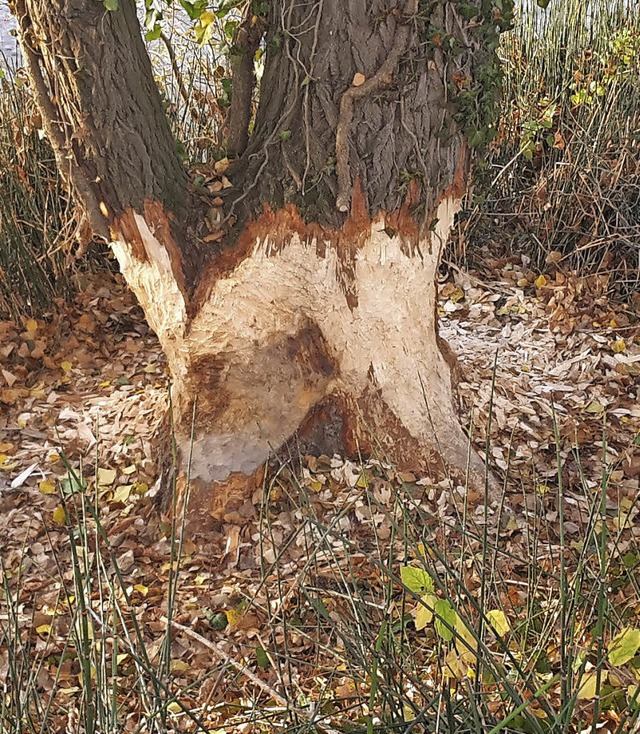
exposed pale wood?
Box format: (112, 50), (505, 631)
(12, 0), (495, 523)
(110, 193), (489, 521)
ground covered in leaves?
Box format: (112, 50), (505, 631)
(1, 263), (638, 733)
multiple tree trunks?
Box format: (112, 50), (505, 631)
(12, 0), (494, 525)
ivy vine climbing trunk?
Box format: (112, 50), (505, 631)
(11, 0), (510, 525)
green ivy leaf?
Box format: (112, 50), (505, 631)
(103, 0), (118, 10)
(179, 0), (207, 21)
(145, 24), (162, 41)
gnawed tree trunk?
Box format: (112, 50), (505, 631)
(13, 0), (505, 525)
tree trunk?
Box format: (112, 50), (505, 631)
(13, 0), (501, 525)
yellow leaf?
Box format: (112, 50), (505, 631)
(99, 380), (111, 388)
(123, 464), (137, 475)
(444, 649), (465, 679)
(456, 617), (478, 664)
(60, 360), (73, 374)
(415, 593), (437, 630)
(97, 468), (117, 486)
(486, 609), (511, 636)
(612, 339), (626, 354)
(171, 660), (190, 673)
(448, 285), (465, 303)
(112, 484), (132, 503)
(134, 482), (148, 496)
(36, 624), (51, 635)
(535, 274), (547, 288)
(166, 701), (182, 714)
(99, 201), (109, 217)
(608, 627), (640, 666)
(214, 157), (230, 174)
(116, 653), (129, 665)
(59, 687), (81, 695)
(52, 505), (67, 525)
(133, 584), (148, 596)
(25, 318), (38, 333)
(609, 670), (624, 687)
(577, 670), (605, 700)
(225, 609), (240, 627)
(585, 401), (605, 414)
(199, 10), (215, 25)
(39, 479), (56, 495)
(29, 384), (46, 399)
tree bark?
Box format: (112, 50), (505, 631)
(12, 0), (499, 526)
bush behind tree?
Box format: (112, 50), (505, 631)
(454, 0), (640, 297)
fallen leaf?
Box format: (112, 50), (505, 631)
(415, 593), (437, 630)
(97, 468), (117, 486)
(112, 484), (132, 503)
(577, 671), (603, 700)
(486, 609), (511, 636)
(585, 401), (605, 414)
(39, 480), (57, 495)
(214, 157), (229, 174)
(612, 339), (626, 354)
(1, 369), (17, 387)
(608, 628), (640, 667)
(52, 505), (67, 525)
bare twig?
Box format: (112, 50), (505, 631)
(160, 32), (202, 127)
(163, 617), (341, 734)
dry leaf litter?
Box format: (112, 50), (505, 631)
(0, 264), (638, 732)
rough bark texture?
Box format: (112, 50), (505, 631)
(226, 0), (473, 230)
(13, 0), (497, 528)
(223, 12), (267, 158)
(10, 0), (199, 275)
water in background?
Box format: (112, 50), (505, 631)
(0, 1), (19, 65)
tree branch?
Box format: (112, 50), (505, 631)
(224, 13), (267, 158)
(11, 0), (109, 239)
